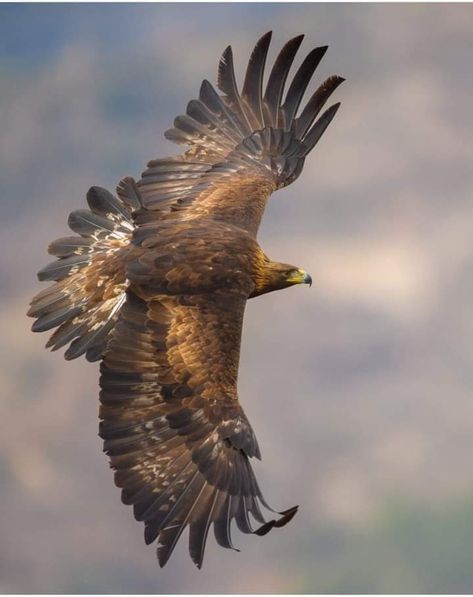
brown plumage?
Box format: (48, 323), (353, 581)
(28, 32), (343, 567)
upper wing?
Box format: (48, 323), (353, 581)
(99, 289), (297, 568)
(137, 32), (344, 237)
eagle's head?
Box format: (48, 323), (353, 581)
(251, 262), (312, 297)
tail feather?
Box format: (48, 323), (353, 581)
(28, 177), (142, 362)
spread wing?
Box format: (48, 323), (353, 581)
(100, 289), (297, 568)
(137, 31), (344, 237)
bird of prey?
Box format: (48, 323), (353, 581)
(28, 32), (343, 568)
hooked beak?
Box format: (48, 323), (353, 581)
(287, 268), (312, 287)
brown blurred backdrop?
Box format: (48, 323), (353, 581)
(1, 3), (473, 593)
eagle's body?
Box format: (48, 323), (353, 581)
(129, 218), (297, 299)
(28, 32), (343, 567)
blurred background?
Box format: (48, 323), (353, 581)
(1, 2), (473, 593)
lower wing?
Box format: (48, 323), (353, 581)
(99, 289), (297, 568)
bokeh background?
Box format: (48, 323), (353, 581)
(1, 2), (473, 593)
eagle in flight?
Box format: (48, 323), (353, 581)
(28, 32), (343, 568)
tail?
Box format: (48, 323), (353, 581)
(28, 177), (143, 362)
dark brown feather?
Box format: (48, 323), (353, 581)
(263, 34), (304, 127)
(281, 45), (328, 127)
(241, 31), (272, 129)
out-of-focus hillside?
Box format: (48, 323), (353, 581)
(1, 3), (473, 593)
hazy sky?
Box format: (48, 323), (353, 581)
(1, 3), (472, 593)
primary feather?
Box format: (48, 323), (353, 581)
(28, 32), (343, 567)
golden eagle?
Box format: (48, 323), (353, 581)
(28, 32), (343, 567)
